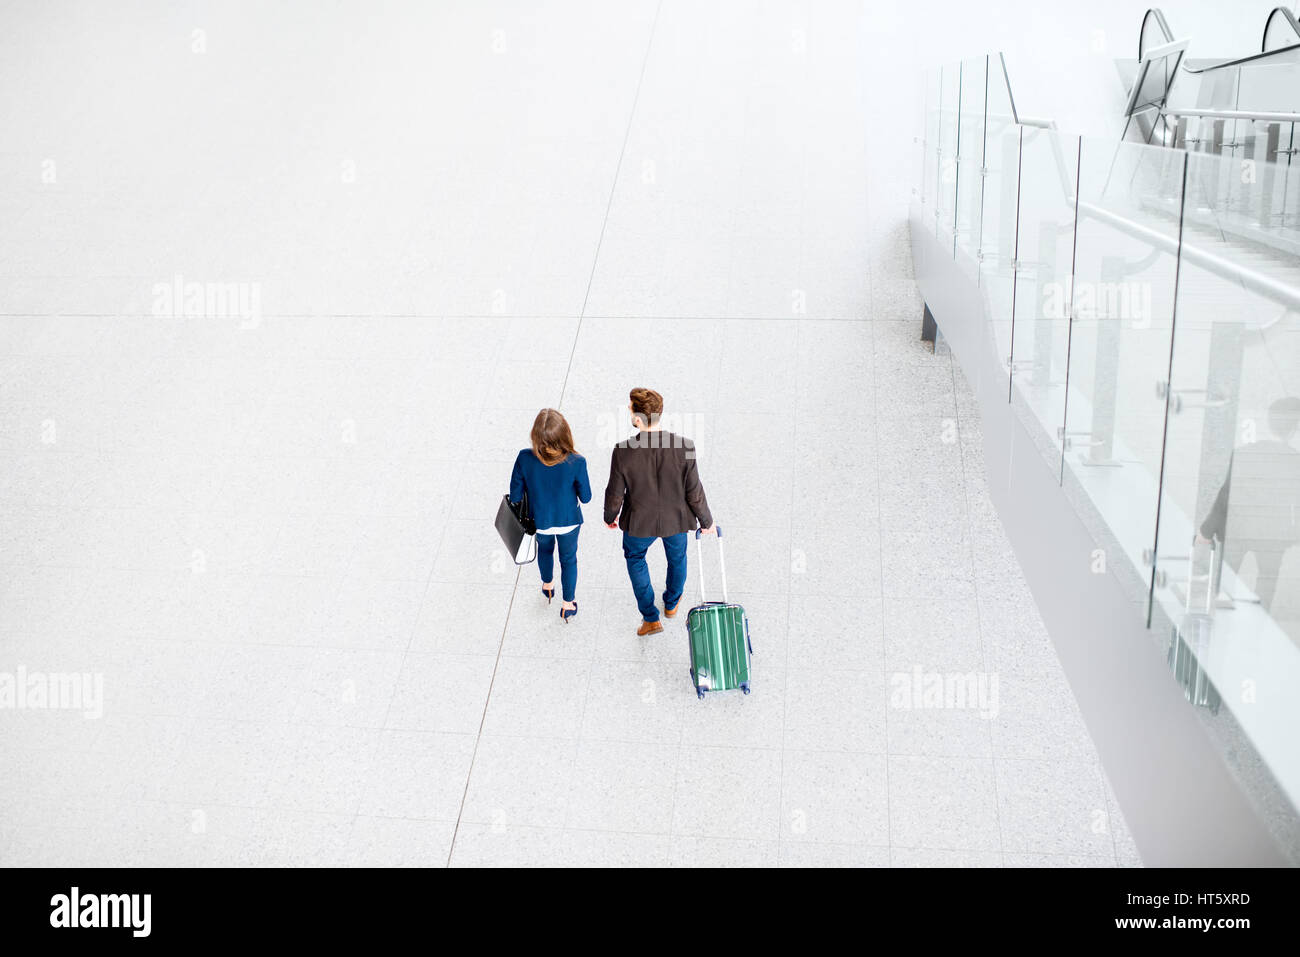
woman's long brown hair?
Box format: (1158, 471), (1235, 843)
(531, 408), (577, 466)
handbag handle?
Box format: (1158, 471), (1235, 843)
(514, 488), (536, 535)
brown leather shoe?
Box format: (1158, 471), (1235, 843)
(636, 620), (664, 637)
(663, 601), (680, 619)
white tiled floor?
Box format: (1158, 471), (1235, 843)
(0, 0), (1139, 867)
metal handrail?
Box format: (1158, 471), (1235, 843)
(1182, 39), (1300, 75)
(1162, 107), (1300, 124)
(1077, 200), (1300, 312)
(1140, 8), (1174, 60)
(997, 54), (1077, 208)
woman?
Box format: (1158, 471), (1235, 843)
(509, 409), (591, 622)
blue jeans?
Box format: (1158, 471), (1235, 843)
(622, 531), (688, 622)
(537, 527), (580, 602)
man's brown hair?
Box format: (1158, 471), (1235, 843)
(531, 408), (577, 466)
(629, 387), (664, 427)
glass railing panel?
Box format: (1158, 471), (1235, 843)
(1153, 144), (1300, 834)
(1008, 128), (1080, 479)
(978, 59), (1021, 397)
(921, 65), (941, 233)
(1222, 117), (1257, 214)
(1236, 55), (1300, 112)
(936, 61), (961, 256)
(954, 55), (988, 277)
(1173, 125), (1300, 265)
(1260, 122), (1299, 234)
(980, 55), (1019, 288)
(1061, 138), (1186, 615)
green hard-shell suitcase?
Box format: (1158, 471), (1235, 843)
(686, 526), (752, 698)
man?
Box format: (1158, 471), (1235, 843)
(1197, 396), (1300, 616)
(604, 387), (715, 636)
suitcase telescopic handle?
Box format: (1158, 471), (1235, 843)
(694, 525), (727, 604)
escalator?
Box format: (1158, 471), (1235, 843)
(1126, 7), (1300, 153)
(1139, 6), (1300, 62)
(1264, 6), (1300, 53)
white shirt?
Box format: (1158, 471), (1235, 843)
(535, 524), (579, 536)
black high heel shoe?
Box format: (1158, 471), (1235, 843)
(561, 601), (578, 623)
(542, 584), (555, 604)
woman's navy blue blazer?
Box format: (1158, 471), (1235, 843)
(510, 450), (592, 529)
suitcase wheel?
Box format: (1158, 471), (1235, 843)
(741, 682), (751, 695)
(696, 688), (706, 700)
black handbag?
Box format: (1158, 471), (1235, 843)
(495, 490), (537, 565)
